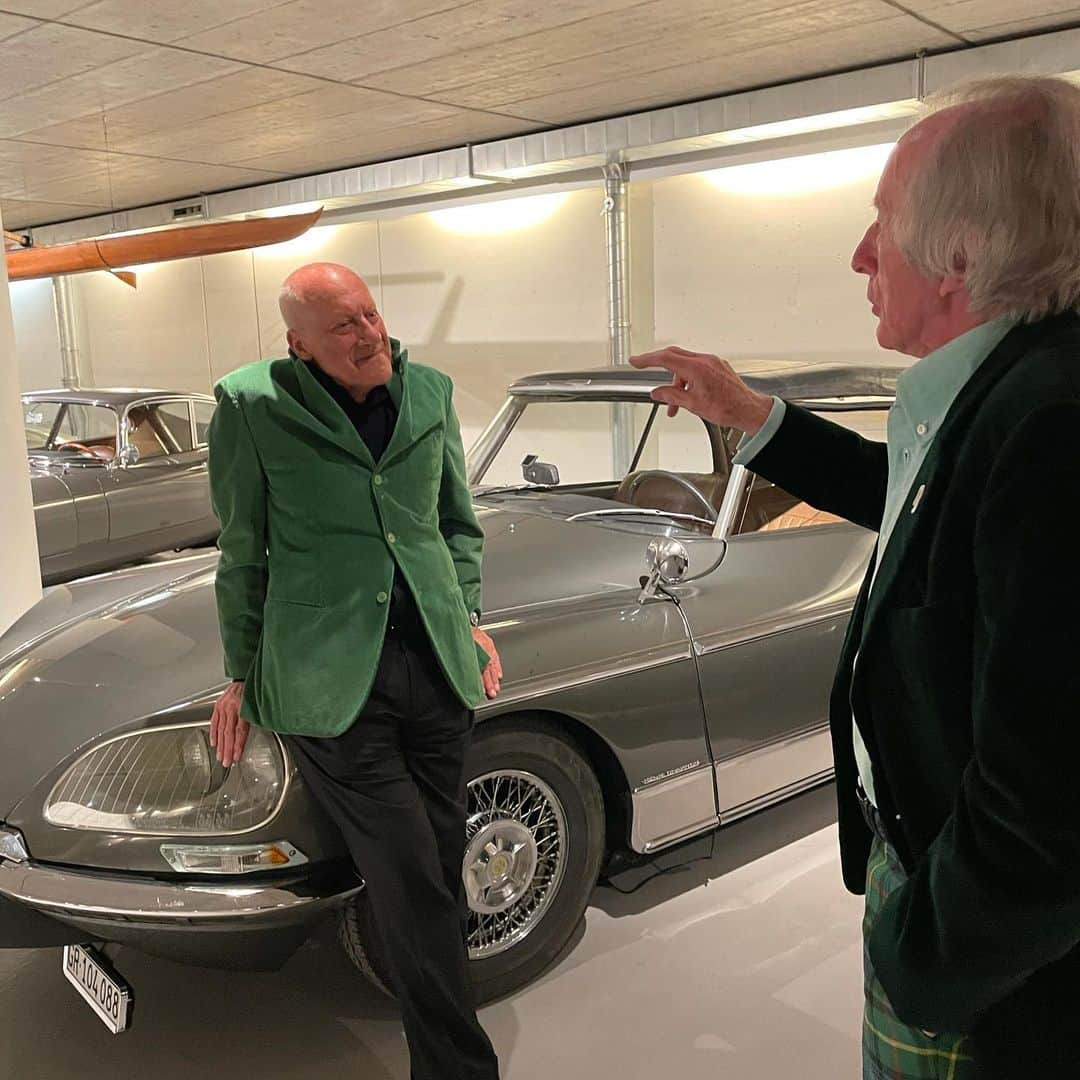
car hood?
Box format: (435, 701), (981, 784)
(0, 502), (692, 818)
(0, 553), (223, 819)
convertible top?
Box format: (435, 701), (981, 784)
(23, 388), (215, 408)
(508, 358), (903, 405)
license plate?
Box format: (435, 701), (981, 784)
(62, 944), (133, 1034)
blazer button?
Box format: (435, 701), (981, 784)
(376, 591), (388, 604)
(387, 532), (396, 544)
(373, 474), (383, 486)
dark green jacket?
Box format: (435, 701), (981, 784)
(208, 340), (487, 736)
(746, 313), (1080, 1076)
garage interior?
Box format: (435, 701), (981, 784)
(2, 3), (1080, 1077)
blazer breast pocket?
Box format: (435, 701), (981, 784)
(408, 420), (444, 467)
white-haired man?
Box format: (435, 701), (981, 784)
(633, 77), (1080, 1078)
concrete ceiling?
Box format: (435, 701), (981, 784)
(1, 0), (1078, 230)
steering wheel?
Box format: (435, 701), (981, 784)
(624, 470), (718, 524)
(56, 441), (97, 457)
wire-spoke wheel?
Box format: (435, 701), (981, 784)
(464, 769), (568, 960)
(339, 720), (606, 1004)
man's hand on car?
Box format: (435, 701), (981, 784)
(630, 345), (775, 432)
(473, 627), (502, 699)
(210, 680), (250, 766)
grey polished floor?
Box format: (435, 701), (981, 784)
(0, 786), (864, 1080)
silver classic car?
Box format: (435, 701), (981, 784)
(23, 388), (220, 585)
(0, 361), (895, 1029)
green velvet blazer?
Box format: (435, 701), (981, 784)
(207, 340), (487, 736)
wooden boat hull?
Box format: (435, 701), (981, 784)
(6, 209), (323, 282)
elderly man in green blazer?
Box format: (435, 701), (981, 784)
(207, 262), (502, 1080)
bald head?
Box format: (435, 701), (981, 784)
(279, 262), (372, 329)
(279, 262), (392, 399)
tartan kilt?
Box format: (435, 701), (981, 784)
(862, 835), (976, 1080)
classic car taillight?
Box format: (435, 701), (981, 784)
(43, 722), (285, 835)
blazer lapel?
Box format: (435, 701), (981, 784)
(290, 355), (375, 468)
(380, 343), (414, 466)
(857, 319), (1058, 649)
(379, 342), (444, 468)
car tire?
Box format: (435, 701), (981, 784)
(338, 719), (606, 1004)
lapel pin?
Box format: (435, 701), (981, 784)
(911, 484), (926, 513)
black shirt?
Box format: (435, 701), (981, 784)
(305, 360), (421, 636)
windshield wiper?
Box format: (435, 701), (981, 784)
(473, 483), (558, 496)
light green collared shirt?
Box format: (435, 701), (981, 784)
(734, 315), (1018, 805)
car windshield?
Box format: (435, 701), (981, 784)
(469, 395), (734, 533)
(24, 401), (118, 457)
(476, 399), (717, 488)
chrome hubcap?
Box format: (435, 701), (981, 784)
(464, 820), (537, 914)
(463, 769), (567, 960)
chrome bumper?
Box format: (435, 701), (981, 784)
(0, 855), (361, 925)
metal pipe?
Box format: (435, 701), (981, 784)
(52, 275), (82, 389)
(603, 162), (635, 476)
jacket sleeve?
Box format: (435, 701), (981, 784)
(868, 401), (1080, 1033)
(207, 386), (268, 680)
(740, 401), (889, 532)
(436, 377), (487, 663)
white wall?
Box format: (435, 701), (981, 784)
(75, 258), (214, 392)
(377, 189), (609, 442)
(8, 189), (612, 442)
(651, 143), (896, 365)
(0, 208), (42, 634)
(9, 279), (62, 390)
(7, 141), (902, 445)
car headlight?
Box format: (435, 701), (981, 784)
(43, 722), (286, 835)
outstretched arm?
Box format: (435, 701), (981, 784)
(631, 345), (888, 531)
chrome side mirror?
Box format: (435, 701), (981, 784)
(521, 454), (559, 486)
(638, 538), (690, 603)
(116, 444), (140, 468)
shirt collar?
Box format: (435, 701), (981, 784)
(895, 314), (1018, 437)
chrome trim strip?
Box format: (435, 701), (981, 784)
(566, 507), (714, 528)
(630, 764), (719, 854)
(505, 382), (894, 406)
(692, 600), (854, 657)
(477, 649), (691, 714)
(714, 724), (834, 819)
(508, 381), (659, 399)
(0, 858), (360, 922)
(719, 768), (834, 827)
(714, 463), (751, 539)
(466, 397), (525, 486)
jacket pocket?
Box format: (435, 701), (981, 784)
(265, 590), (325, 609)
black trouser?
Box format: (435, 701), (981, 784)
(283, 627), (499, 1080)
